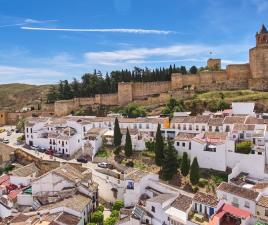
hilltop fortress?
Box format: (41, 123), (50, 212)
(55, 25), (268, 116)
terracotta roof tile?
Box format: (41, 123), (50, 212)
(223, 116), (246, 124)
(175, 133), (195, 141)
(193, 192), (218, 207)
(208, 118), (224, 126)
(257, 195), (268, 208)
(171, 194), (193, 212)
(217, 182), (258, 201)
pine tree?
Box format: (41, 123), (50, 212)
(113, 117), (122, 147)
(155, 124), (164, 166)
(189, 66), (198, 74)
(161, 139), (178, 180)
(180, 152), (190, 177)
(125, 128), (133, 157)
(190, 157), (200, 185)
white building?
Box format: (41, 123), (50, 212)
(216, 182), (258, 215)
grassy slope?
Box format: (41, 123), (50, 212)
(0, 83), (50, 110)
(195, 90), (268, 102)
(147, 90), (268, 115)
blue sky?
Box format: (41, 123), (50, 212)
(0, 0), (268, 84)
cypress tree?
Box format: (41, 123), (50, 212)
(161, 139), (178, 180)
(155, 124), (164, 166)
(113, 117), (122, 147)
(180, 152), (190, 177)
(190, 157), (200, 185)
(125, 128), (133, 158)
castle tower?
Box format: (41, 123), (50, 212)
(256, 24), (268, 47)
(249, 24), (268, 90)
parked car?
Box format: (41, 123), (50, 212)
(77, 157), (88, 163)
(30, 145), (39, 150)
(3, 139), (9, 144)
(97, 162), (109, 168)
(38, 147), (46, 153)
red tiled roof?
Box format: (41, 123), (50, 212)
(0, 175), (9, 185)
(222, 203), (251, 219)
(8, 189), (21, 200)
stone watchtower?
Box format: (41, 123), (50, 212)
(249, 24), (268, 90)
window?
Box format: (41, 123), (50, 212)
(31, 128), (33, 133)
(232, 197), (239, 207)
(244, 201), (250, 208)
(209, 126), (212, 131)
(151, 206), (155, 213)
(146, 124), (149, 129)
(178, 124), (181, 130)
(215, 126), (219, 132)
(265, 209), (268, 217)
(226, 125), (230, 132)
(189, 125), (192, 130)
(196, 125), (199, 131)
(176, 142), (180, 146)
(189, 142), (191, 150)
(83, 126), (86, 132)
(202, 126), (205, 131)
(183, 125), (186, 130)
(26, 128), (28, 133)
(182, 142), (185, 147)
(139, 124), (142, 129)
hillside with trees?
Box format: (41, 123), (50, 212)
(46, 65), (197, 103)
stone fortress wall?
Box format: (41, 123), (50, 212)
(54, 25), (268, 116)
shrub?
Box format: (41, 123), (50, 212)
(193, 186), (199, 193)
(104, 217), (117, 225)
(198, 178), (208, 188)
(235, 141), (252, 154)
(17, 135), (25, 141)
(91, 211), (104, 225)
(97, 205), (104, 212)
(112, 200), (124, 211)
(110, 210), (119, 218)
(125, 160), (134, 167)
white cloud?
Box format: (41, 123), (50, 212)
(0, 65), (65, 84)
(21, 26), (173, 35)
(0, 18), (56, 28)
(84, 44), (250, 66)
